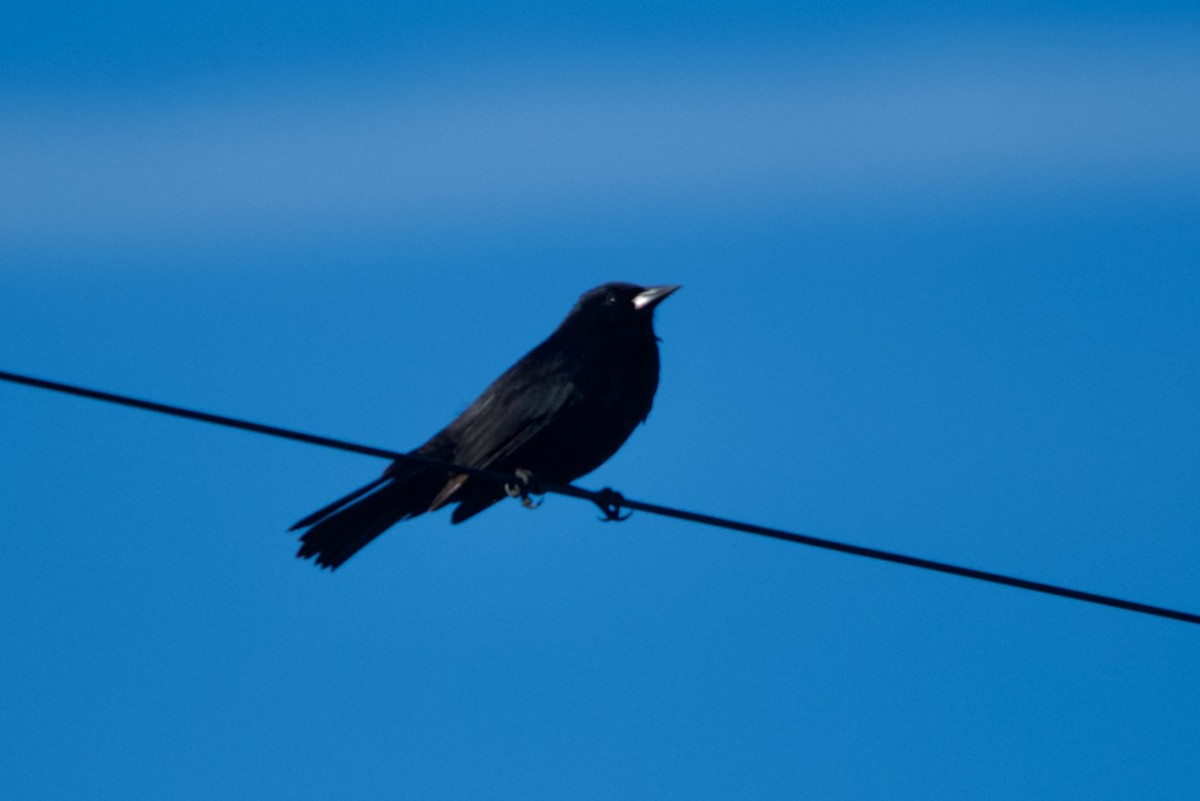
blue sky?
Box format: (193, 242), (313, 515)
(3, 3), (1199, 799)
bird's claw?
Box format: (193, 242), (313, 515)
(505, 468), (544, 510)
(594, 488), (631, 522)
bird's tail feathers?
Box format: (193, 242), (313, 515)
(289, 475), (390, 531)
(293, 466), (446, 569)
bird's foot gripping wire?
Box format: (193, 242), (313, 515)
(505, 468), (544, 510)
(593, 488), (631, 522)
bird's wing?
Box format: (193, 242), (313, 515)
(426, 364), (580, 510)
(452, 347), (581, 467)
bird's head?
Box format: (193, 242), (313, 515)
(567, 283), (681, 334)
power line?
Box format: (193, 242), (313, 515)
(0, 370), (525, 489)
(2, 367), (1196, 626)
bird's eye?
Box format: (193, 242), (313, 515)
(604, 291), (619, 306)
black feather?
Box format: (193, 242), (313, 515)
(290, 282), (679, 569)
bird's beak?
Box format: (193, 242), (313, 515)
(633, 284), (682, 311)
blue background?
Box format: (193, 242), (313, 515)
(3, 3), (1198, 798)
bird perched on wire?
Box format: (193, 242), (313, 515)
(291, 282), (680, 569)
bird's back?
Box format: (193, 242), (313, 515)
(433, 310), (660, 486)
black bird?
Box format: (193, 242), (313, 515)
(291, 282), (680, 569)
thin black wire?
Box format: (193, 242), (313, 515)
(2, 368), (1197, 626)
(0, 369), (517, 485)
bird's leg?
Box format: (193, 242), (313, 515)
(593, 488), (631, 521)
(505, 468), (544, 510)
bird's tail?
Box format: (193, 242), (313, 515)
(291, 465), (446, 570)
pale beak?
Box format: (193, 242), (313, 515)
(632, 284), (682, 311)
